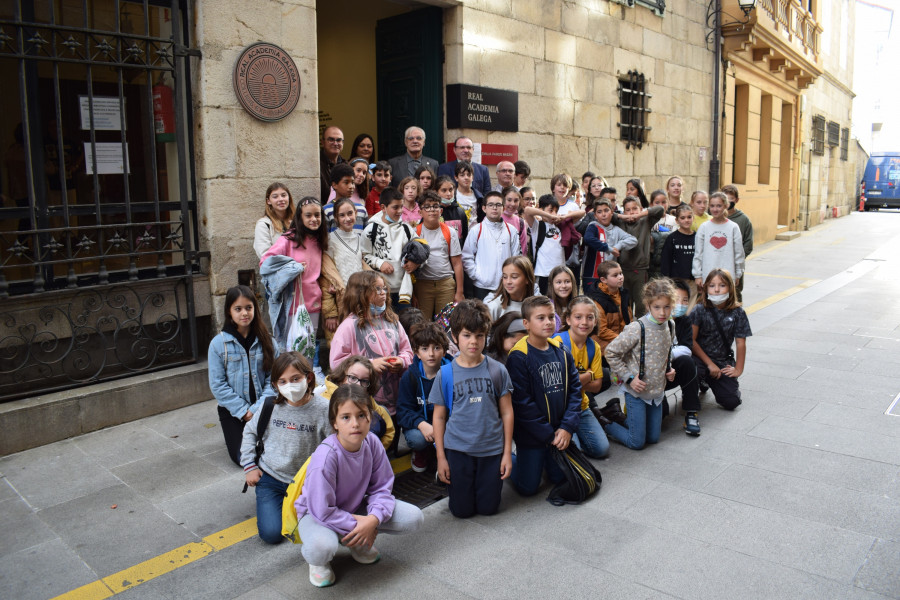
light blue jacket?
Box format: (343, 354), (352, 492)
(260, 255), (304, 352)
(207, 331), (276, 419)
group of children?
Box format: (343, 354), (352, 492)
(208, 168), (754, 588)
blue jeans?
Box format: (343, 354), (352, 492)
(256, 472), (289, 544)
(510, 445), (566, 497)
(574, 408), (610, 458)
(604, 392), (663, 450)
(404, 427), (431, 451)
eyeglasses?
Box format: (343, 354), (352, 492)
(422, 205), (442, 212)
(374, 286), (388, 294)
(325, 137), (343, 144)
(346, 374), (371, 387)
(485, 202), (503, 209)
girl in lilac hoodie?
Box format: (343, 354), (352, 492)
(295, 385), (423, 587)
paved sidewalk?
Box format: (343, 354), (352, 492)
(2, 213), (900, 600)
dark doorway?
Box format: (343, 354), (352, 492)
(375, 7), (444, 162)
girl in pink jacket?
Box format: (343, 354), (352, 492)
(329, 271), (413, 415)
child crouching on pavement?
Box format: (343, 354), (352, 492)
(603, 279), (678, 450)
(431, 299), (515, 518)
(506, 295), (583, 496)
(296, 384), (424, 587)
(240, 352), (330, 544)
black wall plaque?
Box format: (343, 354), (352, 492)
(446, 84), (518, 132)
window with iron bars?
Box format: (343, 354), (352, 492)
(840, 128), (849, 161)
(827, 121), (840, 147)
(812, 115), (826, 156)
(617, 71), (652, 150)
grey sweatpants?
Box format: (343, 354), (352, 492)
(298, 500), (424, 567)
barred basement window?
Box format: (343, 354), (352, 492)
(617, 71), (652, 150)
(840, 128), (849, 161)
(812, 115), (826, 156)
(827, 121), (840, 146)
(609, 0), (667, 16)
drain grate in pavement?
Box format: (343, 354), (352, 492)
(886, 392), (900, 417)
(393, 470), (447, 509)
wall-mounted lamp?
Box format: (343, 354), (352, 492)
(706, 0), (758, 43)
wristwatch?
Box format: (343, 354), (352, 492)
(625, 376), (635, 386)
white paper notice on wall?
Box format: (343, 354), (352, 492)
(79, 96), (125, 131)
(473, 142), (483, 165)
(84, 142), (130, 175)
(699, 147), (708, 162)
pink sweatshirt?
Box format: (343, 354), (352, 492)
(502, 212), (528, 254)
(295, 433), (395, 535)
(329, 314), (413, 413)
(260, 235), (323, 314)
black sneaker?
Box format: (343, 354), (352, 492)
(684, 412), (701, 436)
(699, 379), (710, 394)
(589, 398), (613, 426)
(601, 398), (628, 426)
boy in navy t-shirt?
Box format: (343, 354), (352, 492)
(430, 299), (514, 518)
(506, 295), (583, 497)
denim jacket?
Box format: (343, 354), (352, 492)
(260, 254), (304, 352)
(207, 331), (276, 419)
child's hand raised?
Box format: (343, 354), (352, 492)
(665, 368), (676, 382)
(630, 376), (647, 393)
(342, 515), (379, 548)
(437, 457), (451, 484)
(552, 428), (572, 450)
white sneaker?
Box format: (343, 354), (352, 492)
(308, 563), (335, 587)
(349, 544), (381, 564)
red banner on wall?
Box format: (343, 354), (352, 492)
(446, 143), (518, 165)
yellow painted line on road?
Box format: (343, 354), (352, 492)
(746, 241), (787, 260)
(53, 458), (415, 599)
(745, 279), (819, 314)
(743, 271), (810, 280)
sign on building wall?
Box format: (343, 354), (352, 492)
(446, 143), (519, 165)
(233, 43), (301, 122)
(446, 84), (518, 132)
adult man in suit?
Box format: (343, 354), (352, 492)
(319, 126), (346, 202)
(388, 126), (439, 185)
(437, 136), (492, 197)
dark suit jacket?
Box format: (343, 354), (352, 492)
(388, 153), (440, 186)
(437, 160), (492, 197)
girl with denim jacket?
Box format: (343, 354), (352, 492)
(208, 286), (278, 465)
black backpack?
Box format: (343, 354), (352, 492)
(241, 397), (275, 493)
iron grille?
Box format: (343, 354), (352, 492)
(827, 121), (840, 147)
(0, 0), (204, 401)
(812, 115), (825, 156)
(617, 71), (652, 150)
(840, 127), (849, 161)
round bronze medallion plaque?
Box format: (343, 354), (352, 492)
(233, 42), (301, 122)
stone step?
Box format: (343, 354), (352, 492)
(775, 230), (801, 241)
(0, 362), (211, 456)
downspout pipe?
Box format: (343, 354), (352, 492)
(709, 0), (722, 192)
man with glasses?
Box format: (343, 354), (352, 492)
(493, 161), (516, 193)
(320, 126), (347, 203)
(388, 126), (439, 186)
(437, 136), (492, 197)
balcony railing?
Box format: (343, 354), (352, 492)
(754, 0), (820, 60)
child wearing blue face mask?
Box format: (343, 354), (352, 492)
(691, 269), (751, 414)
(668, 278), (702, 436)
(330, 271), (414, 417)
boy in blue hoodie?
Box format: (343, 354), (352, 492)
(506, 295), (583, 496)
(396, 322), (451, 472)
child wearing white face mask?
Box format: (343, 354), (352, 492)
(240, 352), (330, 544)
(691, 269), (751, 413)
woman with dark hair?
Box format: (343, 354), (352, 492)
(626, 178), (650, 208)
(349, 133), (375, 163)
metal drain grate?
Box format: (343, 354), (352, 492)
(393, 470), (448, 509)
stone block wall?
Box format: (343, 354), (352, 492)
(193, 0), (321, 325)
(443, 0), (715, 196)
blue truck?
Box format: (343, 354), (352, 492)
(861, 152), (900, 210)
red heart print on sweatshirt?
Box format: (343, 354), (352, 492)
(710, 234), (727, 249)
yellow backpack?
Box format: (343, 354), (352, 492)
(280, 457), (312, 544)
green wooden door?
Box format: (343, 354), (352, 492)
(375, 7), (444, 162)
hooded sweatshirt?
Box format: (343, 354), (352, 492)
(461, 218), (520, 290)
(613, 205), (664, 271)
(361, 210), (414, 301)
(589, 282), (633, 352)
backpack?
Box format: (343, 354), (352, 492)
(280, 455), (313, 544)
(528, 220), (548, 262)
(475, 221), (513, 246)
(439, 358), (506, 418)
(546, 445), (602, 506)
(416, 222), (452, 248)
(241, 396), (275, 493)
(556, 331), (596, 367)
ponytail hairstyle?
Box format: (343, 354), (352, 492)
(561, 295), (600, 337)
(493, 255), (535, 309)
(223, 285), (275, 373)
